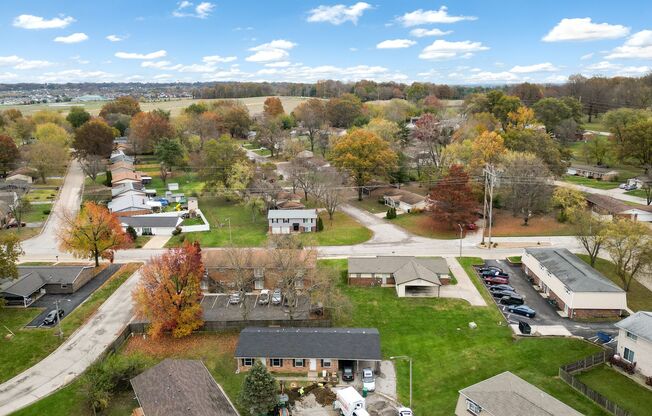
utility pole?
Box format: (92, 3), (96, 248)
(457, 224), (463, 258)
(224, 218), (232, 244)
(54, 299), (63, 340)
(481, 171), (488, 245)
(483, 165), (498, 249)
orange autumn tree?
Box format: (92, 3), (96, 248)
(133, 242), (204, 338)
(58, 202), (131, 266)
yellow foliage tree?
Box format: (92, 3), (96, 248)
(470, 131), (506, 172)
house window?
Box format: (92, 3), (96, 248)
(624, 347), (635, 362)
(142, 227), (152, 235)
(271, 358), (283, 367)
(254, 279), (264, 290)
(283, 219), (290, 223)
(254, 268), (264, 278)
(466, 399), (482, 414)
(321, 359), (332, 368)
(626, 331), (638, 341)
(60, 284), (68, 289)
(294, 359), (304, 367)
(294, 278), (304, 289)
(242, 358), (254, 366)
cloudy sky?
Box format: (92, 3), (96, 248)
(1, 1), (651, 84)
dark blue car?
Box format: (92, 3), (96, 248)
(507, 305), (536, 318)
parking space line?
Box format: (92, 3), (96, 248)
(211, 295), (218, 309)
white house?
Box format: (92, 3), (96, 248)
(615, 311), (652, 378)
(109, 150), (134, 164)
(107, 193), (152, 216)
(267, 209), (318, 234)
(5, 173), (33, 184)
(522, 248), (627, 319)
(121, 215), (181, 236)
(369, 187), (426, 213)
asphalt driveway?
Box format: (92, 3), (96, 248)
(201, 293), (311, 321)
(26, 264), (123, 327)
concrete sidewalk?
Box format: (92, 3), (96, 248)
(0, 268), (142, 416)
(442, 257), (487, 306)
(142, 235), (171, 249)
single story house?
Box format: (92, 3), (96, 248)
(201, 248), (316, 292)
(522, 248), (627, 319)
(107, 193), (152, 217)
(615, 311), (652, 378)
(5, 173), (33, 184)
(109, 161), (136, 176)
(235, 327), (381, 375)
(0, 180), (30, 193)
(369, 187), (426, 213)
(275, 191), (305, 210)
(268, 209), (318, 234)
(109, 150), (134, 164)
(121, 215), (181, 236)
(0, 265), (98, 306)
(348, 256), (450, 297)
(111, 171), (143, 186)
(130, 359), (239, 416)
(456, 371), (582, 416)
(568, 164), (618, 181)
(585, 194), (652, 222)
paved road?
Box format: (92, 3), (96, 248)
(0, 268), (142, 415)
(555, 180), (648, 205)
(20, 159), (85, 262)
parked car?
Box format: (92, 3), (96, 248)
(5, 221), (26, 229)
(258, 289), (270, 305)
(624, 183), (637, 191)
(228, 292), (241, 304)
(499, 293), (525, 306)
(491, 289), (517, 298)
(362, 367), (375, 392)
(619, 183), (627, 189)
(483, 275), (510, 285)
(42, 309), (64, 325)
(488, 284), (515, 293)
(465, 223), (478, 230)
(342, 365), (354, 382)
(397, 408), (413, 416)
(480, 269), (509, 278)
(479, 267), (503, 276)
(156, 198), (170, 207)
(518, 320), (532, 335)
(507, 305), (536, 318)
(271, 289), (282, 305)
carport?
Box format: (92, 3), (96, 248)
(394, 262), (442, 297)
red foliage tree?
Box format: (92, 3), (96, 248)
(427, 165), (478, 228)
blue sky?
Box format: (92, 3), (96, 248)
(1, 1), (651, 84)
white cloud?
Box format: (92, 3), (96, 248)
(115, 50), (167, 60)
(419, 39), (488, 60)
(246, 39), (296, 62)
(580, 53), (594, 60)
(264, 61), (291, 67)
(466, 71), (520, 83)
(202, 55), (237, 63)
(141, 60), (172, 69)
(543, 18), (629, 42)
(13, 14), (75, 29)
(106, 34), (127, 42)
(0, 72), (18, 81)
(470, 68), (482, 72)
(509, 62), (559, 73)
(0, 56), (24, 66)
(173, 1), (215, 19)
(618, 65), (651, 75)
(153, 74), (173, 79)
(54, 32), (88, 44)
(307, 2), (372, 25)
(376, 39), (416, 49)
(410, 28), (452, 37)
(399, 7), (476, 27)
(584, 60), (651, 76)
(0, 55), (54, 70)
(606, 30), (652, 59)
(586, 61), (620, 71)
(417, 69), (440, 78)
(39, 69), (117, 82)
(349, 47), (358, 52)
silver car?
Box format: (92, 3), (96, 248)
(271, 289), (282, 305)
(228, 293), (241, 304)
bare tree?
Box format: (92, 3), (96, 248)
(79, 155), (106, 183)
(501, 152), (553, 225)
(9, 195), (31, 229)
(571, 210), (607, 267)
(224, 247), (256, 320)
(159, 162), (169, 184)
(314, 170), (346, 221)
(289, 158), (319, 201)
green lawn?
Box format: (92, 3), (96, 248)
(11, 378), (88, 416)
(181, 216), (204, 226)
(21, 203), (52, 223)
(0, 264), (140, 384)
(575, 364), (652, 416)
(133, 236), (152, 248)
(139, 171), (203, 195)
(457, 257), (498, 306)
(320, 259), (608, 415)
(167, 198), (371, 248)
(349, 197), (388, 214)
(24, 188), (57, 202)
(508, 256), (522, 263)
(577, 254), (652, 311)
(390, 212), (459, 239)
(563, 175), (621, 189)
(625, 188), (650, 201)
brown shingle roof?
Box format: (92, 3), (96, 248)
(111, 171), (143, 184)
(585, 194), (630, 214)
(369, 187), (425, 206)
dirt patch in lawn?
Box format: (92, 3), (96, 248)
(490, 210), (575, 237)
(122, 332), (238, 358)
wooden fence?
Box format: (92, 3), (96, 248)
(559, 349), (630, 416)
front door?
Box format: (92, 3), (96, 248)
(309, 359), (317, 371)
(293, 223), (300, 232)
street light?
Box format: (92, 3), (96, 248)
(457, 224), (463, 258)
(223, 218), (232, 244)
(390, 355), (412, 408)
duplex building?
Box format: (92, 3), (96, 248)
(521, 248), (627, 319)
(348, 256), (450, 297)
(615, 311), (652, 378)
(235, 327), (381, 375)
(267, 208), (318, 234)
(568, 164), (618, 181)
(585, 194), (652, 222)
(456, 371), (582, 416)
(369, 187), (426, 213)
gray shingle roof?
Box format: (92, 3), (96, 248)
(524, 248), (624, 293)
(348, 256), (449, 285)
(616, 311), (652, 343)
(0, 273), (49, 297)
(267, 209), (318, 219)
(130, 359), (238, 416)
(17, 265), (90, 285)
(235, 327), (381, 361)
(459, 371), (583, 416)
(121, 215), (180, 228)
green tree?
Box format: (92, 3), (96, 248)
(154, 138), (184, 172)
(584, 136), (612, 166)
(316, 215), (324, 231)
(0, 234), (23, 280)
(26, 141), (68, 183)
(34, 122), (69, 147)
(239, 360), (278, 416)
(623, 120), (652, 169)
(532, 97), (572, 132)
(571, 210), (607, 267)
(406, 82), (429, 102)
(73, 119), (116, 158)
(66, 106), (91, 128)
(602, 218), (652, 291)
(330, 129), (398, 200)
(326, 93), (363, 128)
(552, 187), (586, 222)
(99, 96), (141, 118)
(502, 128), (566, 176)
(199, 136), (247, 189)
(603, 108), (649, 159)
(365, 118), (399, 146)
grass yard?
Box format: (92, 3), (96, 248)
(298, 211), (372, 246)
(563, 175), (621, 189)
(0, 227), (41, 241)
(625, 188), (650, 200)
(576, 254), (652, 312)
(133, 236), (152, 248)
(253, 148), (272, 157)
(575, 364), (652, 416)
(24, 188), (57, 202)
(21, 203), (52, 223)
(349, 197), (388, 214)
(389, 212), (463, 239)
(320, 259), (608, 415)
(490, 209), (575, 237)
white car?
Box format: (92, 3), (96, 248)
(397, 408), (413, 416)
(258, 289), (270, 305)
(362, 367), (375, 392)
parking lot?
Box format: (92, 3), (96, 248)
(476, 260), (619, 339)
(201, 292), (311, 321)
(26, 264), (123, 328)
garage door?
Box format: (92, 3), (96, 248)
(405, 285), (438, 297)
(272, 226), (290, 234)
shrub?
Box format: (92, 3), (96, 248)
(171, 226), (182, 236)
(125, 225), (138, 241)
(42, 209), (51, 215)
(316, 216), (324, 232)
(386, 207), (397, 219)
(104, 170), (112, 187)
(178, 234), (186, 242)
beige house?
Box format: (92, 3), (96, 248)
(615, 311), (652, 377)
(568, 164), (618, 181)
(456, 371), (583, 416)
(369, 187), (426, 213)
(522, 248), (627, 319)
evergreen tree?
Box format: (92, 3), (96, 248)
(239, 360), (277, 415)
(316, 215), (324, 231)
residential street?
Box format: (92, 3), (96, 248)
(555, 180), (649, 205)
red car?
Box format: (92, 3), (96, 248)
(484, 275), (509, 285)
(466, 223), (478, 230)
